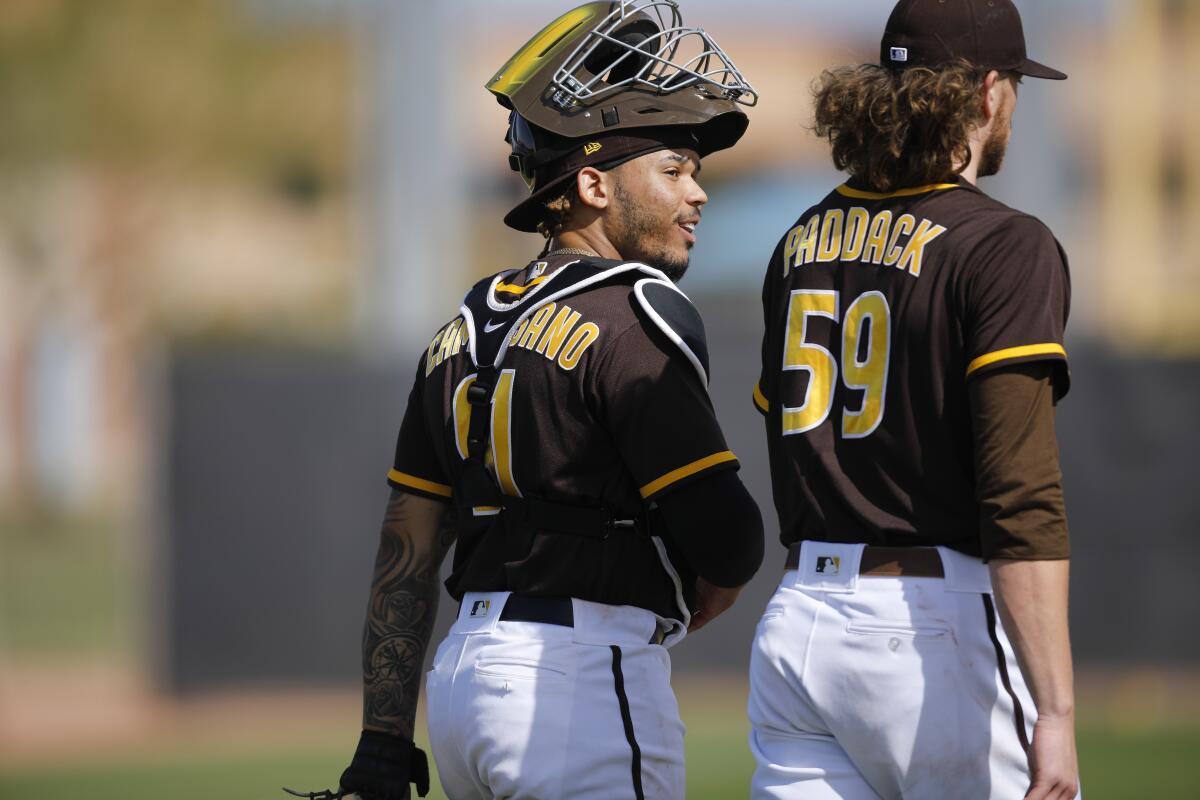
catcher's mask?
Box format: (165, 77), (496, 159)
(488, 0), (756, 232)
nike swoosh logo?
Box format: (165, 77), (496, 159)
(483, 319), (505, 333)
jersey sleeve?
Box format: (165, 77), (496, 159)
(387, 355), (453, 502)
(591, 318), (739, 502)
(962, 215), (1072, 399)
(969, 362), (1069, 560)
(753, 231), (789, 417)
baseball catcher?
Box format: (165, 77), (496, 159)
(288, 2), (763, 798)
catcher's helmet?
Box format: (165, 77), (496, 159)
(487, 0), (756, 232)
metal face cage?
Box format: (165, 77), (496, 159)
(550, 0), (758, 109)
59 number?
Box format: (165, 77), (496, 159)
(781, 290), (891, 438)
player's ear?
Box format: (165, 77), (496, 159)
(575, 166), (610, 212)
(981, 69), (1002, 124)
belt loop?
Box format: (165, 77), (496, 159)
(938, 547), (992, 593)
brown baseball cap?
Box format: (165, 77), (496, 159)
(880, 0), (1067, 80)
(503, 115), (745, 233)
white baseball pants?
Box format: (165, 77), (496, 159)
(748, 542), (1076, 800)
(425, 592), (686, 799)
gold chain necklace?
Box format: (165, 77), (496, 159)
(546, 247), (599, 258)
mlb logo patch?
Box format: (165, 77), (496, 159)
(815, 556), (841, 575)
(469, 599), (492, 618)
(889, 46), (908, 63)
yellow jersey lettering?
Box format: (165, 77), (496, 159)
(557, 322), (600, 370)
(425, 317), (467, 374)
(897, 219), (948, 277)
(817, 209), (844, 263)
(842, 207), (870, 262)
(884, 213), (916, 267)
(425, 330), (444, 375)
(781, 224), (804, 277)
(779, 207), (946, 280)
(796, 214), (821, 267)
(438, 319), (461, 364)
(516, 303), (557, 350)
(508, 318), (529, 346)
(862, 210), (892, 264)
(536, 305), (583, 360)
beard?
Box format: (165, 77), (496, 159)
(978, 105), (1013, 178)
(610, 182), (691, 282)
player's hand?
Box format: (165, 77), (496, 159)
(329, 730), (429, 799)
(688, 577), (742, 632)
(1024, 712), (1079, 800)
(281, 788), (375, 800)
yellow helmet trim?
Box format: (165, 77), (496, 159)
(487, 4), (611, 101)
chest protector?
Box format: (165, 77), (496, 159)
(444, 258), (711, 626)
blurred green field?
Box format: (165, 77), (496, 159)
(0, 513), (125, 657)
(3, 515), (1200, 798)
(2, 721), (1199, 799)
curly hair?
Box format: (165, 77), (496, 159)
(813, 60), (994, 193)
(536, 183), (580, 241)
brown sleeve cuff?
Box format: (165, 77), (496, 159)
(985, 552), (1071, 563)
(982, 522), (1071, 561)
(969, 363), (1070, 560)
(966, 345), (1071, 403)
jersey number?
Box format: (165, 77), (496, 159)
(451, 370), (522, 496)
(781, 290), (891, 438)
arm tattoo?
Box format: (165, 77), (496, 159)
(361, 490), (456, 738)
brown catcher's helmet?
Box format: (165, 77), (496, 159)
(487, 0), (757, 233)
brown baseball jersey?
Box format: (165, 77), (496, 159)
(388, 253), (740, 573)
(755, 179), (1070, 559)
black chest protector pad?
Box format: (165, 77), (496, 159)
(631, 277), (710, 386)
(447, 258), (711, 625)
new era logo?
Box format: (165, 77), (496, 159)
(583, 141), (603, 156)
(889, 46), (908, 62)
(815, 556), (840, 575)
(469, 599), (491, 617)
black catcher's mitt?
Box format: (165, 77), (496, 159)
(283, 730), (430, 800)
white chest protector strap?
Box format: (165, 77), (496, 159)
(458, 262), (711, 395)
(460, 260), (679, 367)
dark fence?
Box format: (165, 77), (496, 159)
(152, 294), (1200, 693)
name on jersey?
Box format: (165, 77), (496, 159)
(425, 303), (600, 375)
(505, 301), (599, 371)
(781, 208), (947, 279)
(426, 317), (468, 375)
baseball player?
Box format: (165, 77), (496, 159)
(316, 3), (764, 799)
(748, 1), (1080, 798)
